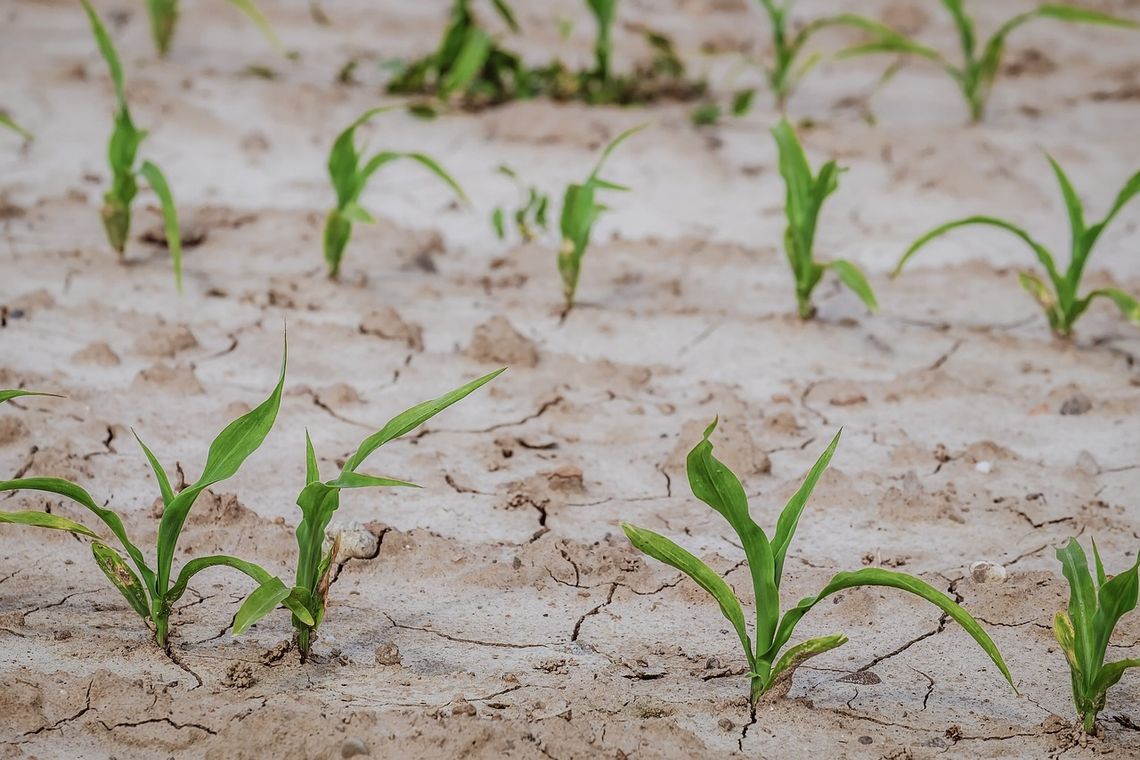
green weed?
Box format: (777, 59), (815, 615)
(622, 421), (1015, 703)
(0, 112), (32, 142)
(82, 0), (183, 290)
(772, 119), (876, 319)
(1054, 538), (1140, 734)
(894, 155), (1139, 337)
(0, 339), (310, 649)
(491, 165), (550, 243)
(323, 107), (466, 279)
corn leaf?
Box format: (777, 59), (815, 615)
(1093, 658), (1140, 695)
(1090, 554), (1140, 668)
(1057, 539), (1099, 681)
(769, 567), (1015, 690)
(441, 27), (491, 96)
(768, 632), (848, 686)
(0, 112), (32, 141)
(225, 0), (285, 54)
(138, 161), (183, 292)
(771, 429), (840, 581)
(233, 578), (292, 635)
(92, 542), (152, 620)
(1082, 289), (1140, 325)
(81, 0), (126, 107)
(826, 260), (878, 311)
(0, 510), (100, 539)
(622, 522), (753, 667)
(0, 390), (61, 405)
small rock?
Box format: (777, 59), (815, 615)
(330, 521), (379, 561)
(858, 736), (873, 745)
(975, 461), (992, 474)
(134, 325), (198, 358)
(545, 465), (584, 493)
(970, 561), (1008, 584)
(72, 341), (120, 366)
(341, 737), (369, 758)
(718, 718), (735, 731)
(359, 307), (424, 351)
(451, 697), (477, 717)
(466, 315), (539, 368)
(374, 642), (401, 666)
(1060, 393), (1092, 416)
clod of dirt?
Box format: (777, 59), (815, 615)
(969, 561), (1008, 584)
(544, 464), (584, 493)
(134, 324), (199, 358)
(340, 737), (370, 758)
(223, 661), (257, 689)
(187, 490), (256, 525)
(451, 697), (477, 717)
(1060, 393), (1093, 416)
(359, 307), (424, 351)
(718, 717), (735, 731)
(0, 416), (27, 446)
(319, 383), (362, 407)
(7, 288), (55, 314)
(466, 316), (539, 368)
(329, 521), (380, 561)
(374, 642), (401, 666)
(72, 341), (121, 366)
(133, 362), (204, 394)
(631, 695), (675, 718)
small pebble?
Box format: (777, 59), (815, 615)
(975, 461), (992, 474)
(374, 642), (401, 666)
(970, 560), (1007, 584)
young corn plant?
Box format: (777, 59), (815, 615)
(754, 1), (922, 108)
(491, 165), (550, 243)
(840, 2), (1139, 122)
(894, 155), (1140, 337)
(323, 107), (467, 279)
(82, 0), (183, 291)
(256, 369), (503, 661)
(622, 421), (1016, 704)
(386, 0), (527, 108)
(558, 124), (643, 313)
(1054, 538), (1140, 734)
(0, 340), (312, 649)
(586, 0), (617, 83)
(772, 119), (876, 319)
(145, 0), (283, 57)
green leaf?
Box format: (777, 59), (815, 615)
(441, 27), (491, 96)
(1053, 609), (1082, 679)
(1081, 288), (1140, 326)
(1057, 539), (1099, 682)
(940, 0), (976, 59)
(1017, 271), (1057, 313)
(0, 510), (100, 539)
(325, 471), (420, 490)
(81, 0), (127, 107)
(1035, 4), (1140, 29)
(340, 201), (375, 224)
(826, 260), (878, 312)
(92, 542), (151, 620)
(691, 104), (722, 126)
(1083, 170), (1140, 252)
(1092, 658), (1140, 695)
(731, 89), (755, 117)
(687, 419), (778, 654)
(771, 430), (840, 582)
(622, 523), (753, 668)
(342, 368), (504, 474)
(133, 431), (174, 508)
(895, 216), (1063, 294)
(1091, 539), (1107, 588)
(233, 577), (291, 635)
(155, 338), (287, 595)
(0, 390), (61, 405)
(138, 161), (182, 292)
(225, 0), (285, 54)
(401, 152), (468, 205)
(0, 112), (32, 141)
(1044, 153), (1086, 254)
(305, 431), (320, 485)
(767, 633), (848, 687)
(587, 124), (647, 184)
(492, 207), (506, 239)
(770, 567), (1016, 690)
(0, 477), (154, 594)
(1090, 551), (1140, 671)
(489, 0), (520, 32)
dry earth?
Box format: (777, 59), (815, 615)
(2, 0), (1140, 757)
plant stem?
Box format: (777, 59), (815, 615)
(796, 293), (815, 320)
(296, 626), (311, 663)
(1082, 710), (1096, 734)
(154, 615), (169, 650)
(749, 675), (766, 704)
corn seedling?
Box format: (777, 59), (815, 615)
(82, 0), (183, 291)
(145, 0), (282, 57)
(0, 340), (312, 649)
(586, 0), (617, 83)
(839, 2), (1138, 122)
(0, 112), (32, 142)
(773, 119), (876, 319)
(558, 124), (643, 313)
(323, 107), (466, 279)
(492, 165), (550, 243)
(623, 421), (1015, 704)
(894, 155), (1140, 337)
(387, 0), (528, 108)
(1054, 538), (1140, 734)
(754, 1), (923, 108)
(257, 369), (503, 661)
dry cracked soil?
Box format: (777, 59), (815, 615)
(2, 0), (1140, 758)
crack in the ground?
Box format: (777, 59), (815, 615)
(571, 582), (617, 642)
(737, 702), (758, 752)
(82, 425), (117, 461)
(19, 679), (93, 739)
(98, 716), (217, 736)
(163, 646), (204, 689)
(411, 395), (564, 438)
(384, 612), (550, 649)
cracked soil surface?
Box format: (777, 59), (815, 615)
(2, 0), (1139, 757)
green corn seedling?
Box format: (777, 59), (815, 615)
(492, 165), (550, 243)
(558, 124), (643, 313)
(838, 2), (1138, 122)
(323, 107), (467, 279)
(387, 0), (526, 107)
(623, 421), (1015, 704)
(145, 0), (283, 58)
(252, 369), (503, 661)
(586, 0), (618, 83)
(82, 0), (183, 291)
(894, 155), (1140, 337)
(755, 1), (924, 108)
(0, 339), (312, 649)
(772, 119), (876, 319)
(0, 112), (32, 142)
(1054, 538), (1140, 734)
